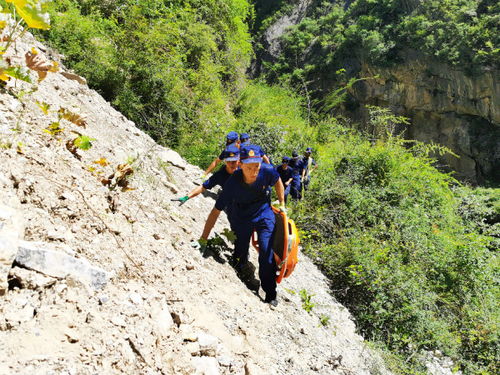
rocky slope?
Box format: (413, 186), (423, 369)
(0, 33), (389, 374)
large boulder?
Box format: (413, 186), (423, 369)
(15, 241), (111, 290)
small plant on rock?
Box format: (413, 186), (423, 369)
(299, 289), (315, 313)
(319, 314), (330, 327)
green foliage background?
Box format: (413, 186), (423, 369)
(42, 0), (253, 166)
(37, 0), (499, 373)
(258, 0), (499, 87)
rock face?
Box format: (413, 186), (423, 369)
(347, 53), (499, 184)
(0, 31), (389, 374)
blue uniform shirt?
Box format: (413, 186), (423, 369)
(215, 164), (279, 221)
(288, 158), (304, 176)
(203, 166), (232, 190)
(277, 165), (293, 185)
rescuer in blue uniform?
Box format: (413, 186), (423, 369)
(200, 144), (285, 306)
(172, 144), (240, 205)
(276, 156), (293, 202)
(203, 131), (240, 177)
(288, 151), (304, 200)
(301, 147), (317, 192)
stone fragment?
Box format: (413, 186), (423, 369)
(98, 294), (109, 305)
(15, 240), (111, 290)
(0, 201), (24, 295)
(161, 178), (179, 194)
(4, 303), (35, 324)
(197, 333), (218, 357)
(111, 316), (127, 327)
(8, 266), (57, 290)
(60, 71), (87, 85)
(216, 355), (232, 367)
(185, 342), (200, 356)
(151, 301), (174, 337)
(191, 356), (220, 375)
(128, 292), (142, 305)
(157, 149), (187, 170)
(65, 328), (80, 343)
(180, 325), (197, 342)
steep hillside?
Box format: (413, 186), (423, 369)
(0, 33), (391, 374)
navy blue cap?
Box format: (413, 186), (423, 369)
(226, 131), (238, 142)
(221, 145), (240, 161)
(305, 147), (312, 153)
(240, 145), (263, 164)
(282, 156), (290, 163)
(239, 133), (250, 142)
(292, 151), (299, 158)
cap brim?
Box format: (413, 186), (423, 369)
(224, 157), (239, 161)
(241, 157), (262, 164)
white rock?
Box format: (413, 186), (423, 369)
(191, 356), (220, 375)
(15, 240), (111, 290)
(151, 302), (174, 337)
(157, 149), (187, 170)
(128, 292), (143, 305)
(111, 316), (127, 327)
(4, 303), (35, 323)
(197, 333), (219, 357)
(8, 267), (57, 289)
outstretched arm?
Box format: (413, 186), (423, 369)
(274, 178), (285, 206)
(263, 154), (271, 164)
(201, 207), (222, 240)
(204, 158), (221, 175)
(187, 185), (206, 199)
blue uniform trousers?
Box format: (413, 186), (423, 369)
(290, 175), (302, 200)
(233, 208), (277, 298)
(284, 183), (291, 203)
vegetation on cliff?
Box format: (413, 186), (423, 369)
(40, 0), (252, 166)
(257, 0), (499, 89)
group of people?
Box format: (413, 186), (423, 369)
(172, 131), (317, 307)
(276, 148), (317, 202)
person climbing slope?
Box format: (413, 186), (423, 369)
(200, 144), (285, 306)
(202, 131), (239, 179)
(239, 133), (271, 164)
(288, 151), (304, 200)
(276, 156), (293, 203)
(172, 144), (240, 206)
(301, 147), (317, 192)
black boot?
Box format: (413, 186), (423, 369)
(265, 292), (278, 307)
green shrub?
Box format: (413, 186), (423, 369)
(41, 0), (253, 167)
(295, 121), (498, 374)
(233, 81), (315, 161)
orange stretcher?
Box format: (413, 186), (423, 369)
(251, 206), (300, 283)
